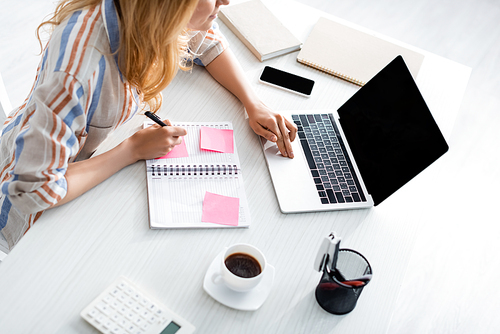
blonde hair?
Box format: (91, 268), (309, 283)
(37, 0), (198, 112)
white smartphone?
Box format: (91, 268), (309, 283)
(259, 66), (315, 97)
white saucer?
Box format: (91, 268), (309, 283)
(203, 251), (275, 311)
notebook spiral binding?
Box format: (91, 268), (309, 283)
(297, 57), (365, 86)
(147, 164), (239, 177)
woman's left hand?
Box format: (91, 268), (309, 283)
(246, 101), (297, 158)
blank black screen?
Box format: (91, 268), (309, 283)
(338, 56), (448, 205)
(260, 66), (315, 95)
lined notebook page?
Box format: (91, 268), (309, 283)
(145, 122), (250, 229)
(148, 176), (248, 228)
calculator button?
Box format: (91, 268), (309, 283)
(133, 316), (144, 326)
(96, 302), (111, 315)
(138, 297), (147, 306)
(125, 286), (134, 296)
(110, 326), (123, 334)
(141, 309), (150, 318)
(126, 298), (135, 308)
(141, 299), (153, 309)
(121, 283), (130, 293)
(103, 320), (113, 329)
(118, 305), (128, 315)
(110, 299), (120, 309)
(87, 309), (98, 318)
(118, 292), (127, 302)
(111, 313), (121, 322)
(133, 304), (142, 313)
(148, 303), (157, 313)
(95, 314), (105, 324)
(125, 324), (137, 333)
(103, 295), (113, 304)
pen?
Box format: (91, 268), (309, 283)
(145, 111), (168, 127)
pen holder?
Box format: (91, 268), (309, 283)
(315, 249), (372, 315)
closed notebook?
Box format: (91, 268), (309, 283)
(219, 0), (302, 61)
(297, 17), (425, 86)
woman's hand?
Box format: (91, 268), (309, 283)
(205, 48), (297, 158)
(126, 119), (187, 162)
(246, 101), (297, 158)
(55, 119), (186, 208)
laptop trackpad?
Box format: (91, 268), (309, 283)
(262, 138), (319, 213)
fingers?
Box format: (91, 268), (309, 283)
(251, 114), (295, 159)
(284, 117), (298, 142)
(131, 120), (188, 160)
(166, 135), (183, 148)
(161, 119), (187, 137)
(275, 114), (294, 158)
(165, 128), (186, 148)
(251, 125), (277, 143)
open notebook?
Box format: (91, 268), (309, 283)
(144, 121), (251, 229)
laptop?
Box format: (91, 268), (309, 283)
(261, 56), (449, 213)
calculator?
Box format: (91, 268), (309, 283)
(81, 276), (195, 334)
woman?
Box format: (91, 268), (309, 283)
(0, 0), (297, 250)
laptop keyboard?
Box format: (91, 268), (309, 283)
(293, 114), (366, 204)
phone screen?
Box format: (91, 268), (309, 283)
(259, 66), (314, 96)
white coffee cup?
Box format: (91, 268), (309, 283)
(212, 244), (267, 292)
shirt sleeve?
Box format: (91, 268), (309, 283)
(188, 21), (229, 66)
(2, 71), (87, 215)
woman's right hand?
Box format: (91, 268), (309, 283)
(126, 119), (187, 162)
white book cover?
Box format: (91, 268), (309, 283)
(219, 0), (302, 61)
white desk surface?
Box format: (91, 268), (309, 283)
(0, 0), (473, 333)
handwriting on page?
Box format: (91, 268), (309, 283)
(200, 127), (234, 153)
(156, 137), (189, 159)
(201, 192), (239, 226)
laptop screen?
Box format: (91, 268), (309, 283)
(338, 56), (448, 205)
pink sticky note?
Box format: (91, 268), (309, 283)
(200, 127), (234, 153)
(201, 192), (239, 226)
(156, 137), (188, 159)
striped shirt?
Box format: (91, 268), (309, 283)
(187, 22), (228, 66)
(0, 0), (228, 250)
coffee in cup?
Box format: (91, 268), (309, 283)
(213, 244), (267, 292)
(224, 252), (262, 278)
